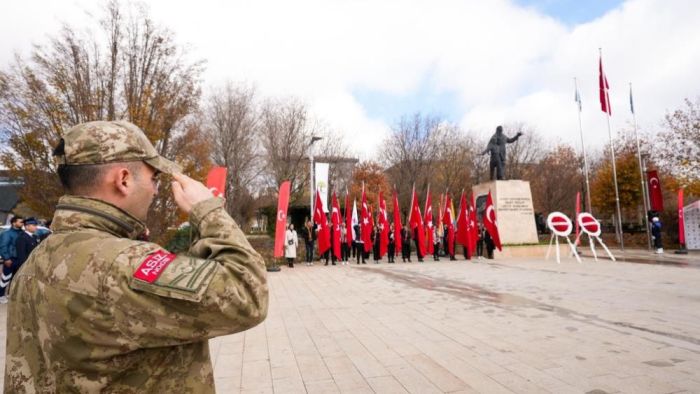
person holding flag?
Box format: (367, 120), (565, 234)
(409, 185), (425, 262)
(329, 191), (342, 265)
(456, 191), (471, 260)
(388, 223), (396, 263)
(378, 191), (390, 260)
(401, 224), (412, 262)
(424, 187), (435, 261)
(313, 190), (331, 259)
(443, 193), (456, 260)
(483, 191), (502, 258)
(392, 189), (405, 262)
(344, 191), (353, 263)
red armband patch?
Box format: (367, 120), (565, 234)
(133, 250), (176, 283)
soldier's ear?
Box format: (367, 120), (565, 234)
(111, 166), (133, 196)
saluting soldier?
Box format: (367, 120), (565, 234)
(4, 121), (269, 392)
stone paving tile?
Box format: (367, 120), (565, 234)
(3, 256), (700, 393)
(366, 375), (409, 393)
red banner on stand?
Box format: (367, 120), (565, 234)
(273, 181), (291, 258)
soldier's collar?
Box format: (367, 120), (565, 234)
(53, 195), (147, 239)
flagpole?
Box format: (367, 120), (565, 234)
(630, 83), (652, 251)
(600, 49), (624, 251)
(574, 77), (593, 214)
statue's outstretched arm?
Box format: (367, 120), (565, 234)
(506, 132), (523, 143)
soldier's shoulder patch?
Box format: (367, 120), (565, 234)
(129, 252), (218, 303)
(133, 250), (177, 283)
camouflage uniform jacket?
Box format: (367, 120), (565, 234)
(4, 195), (269, 393)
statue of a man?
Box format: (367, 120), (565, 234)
(481, 125), (523, 180)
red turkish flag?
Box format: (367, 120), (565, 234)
(331, 192), (342, 260)
(442, 194), (455, 257)
(424, 190), (434, 255)
(392, 189), (403, 253)
(378, 191), (389, 257)
(345, 190), (353, 247)
(206, 166), (227, 197)
(273, 181), (291, 258)
(456, 191), (471, 254)
(679, 188), (686, 246)
(360, 184), (372, 252)
(647, 170), (664, 211)
(599, 56), (611, 115)
(469, 194), (478, 252)
(314, 190), (331, 255)
(484, 191), (502, 251)
(409, 186), (426, 257)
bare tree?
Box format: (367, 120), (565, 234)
(502, 123), (546, 180)
(259, 97), (315, 204)
(530, 145), (584, 217)
(206, 82), (261, 229)
(381, 113), (445, 212)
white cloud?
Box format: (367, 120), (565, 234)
(2, 0), (699, 160)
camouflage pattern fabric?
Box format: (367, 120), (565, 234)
(55, 120), (181, 174)
(4, 195), (268, 393)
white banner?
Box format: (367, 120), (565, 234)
(685, 201), (700, 250)
(315, 162), (329, 213)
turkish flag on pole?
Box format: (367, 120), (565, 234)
(314, 190), (331, 255)
(679, 188), (686, 247)
(599, 56), (612, 115)
(424, 189), (434, 255)
(469, 194), (478, 253)
(484, 191), (502, 251)
(378, 191), (389, 258)
(345, 190), (353, 247)
(442, 193), (455, 257)
(331, 192), (342, 260)
(456, 191), (471, 254)
(273, 181), (291, 258)
(409, 185), (426, 257)
(647, 170), (664, 211)
(392, 189), (403, 253)
(206, 166), (227, 197)
(360, 183), (372, 252)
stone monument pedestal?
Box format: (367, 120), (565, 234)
(472, 180), (538, 245)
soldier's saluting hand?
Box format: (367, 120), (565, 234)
(4, 121), (269, 393)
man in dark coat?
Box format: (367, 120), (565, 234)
(401, 225), (411, 262)
(15, 218), (41, 268)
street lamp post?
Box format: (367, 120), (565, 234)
(309, 136), (322, 219)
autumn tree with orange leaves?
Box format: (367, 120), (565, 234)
(349, 161), (391, 215)
(0, 1), (209, 242)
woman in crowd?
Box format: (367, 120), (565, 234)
(285, 223), (299, 268)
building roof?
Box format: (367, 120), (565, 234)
(0, 184), (19, 212)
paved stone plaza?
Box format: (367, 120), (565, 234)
(2, 253), (700, 393)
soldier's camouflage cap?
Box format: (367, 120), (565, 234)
(56, 121), (181, 174)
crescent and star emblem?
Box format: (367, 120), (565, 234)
(277, 210), (286, 221)
(486, 206), (496, 224)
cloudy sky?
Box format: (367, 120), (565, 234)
(2, 0), (699, 159)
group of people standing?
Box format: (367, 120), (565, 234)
(283, 216), (497, 267)
(0, 216), (49, 304)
